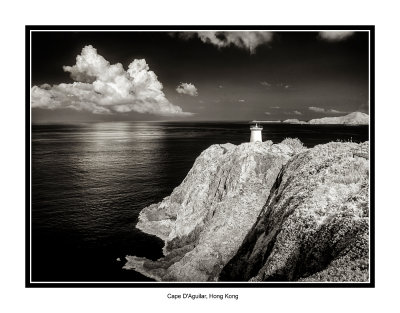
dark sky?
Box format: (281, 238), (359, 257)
(31, 30), (370, 123)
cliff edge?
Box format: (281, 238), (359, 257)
(124, 139), (369, 282)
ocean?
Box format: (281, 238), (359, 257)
(31, 122), (369, 282)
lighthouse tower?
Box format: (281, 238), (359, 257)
(250, 122), (263, 142)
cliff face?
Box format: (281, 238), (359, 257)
(220, 141), (369, 282)
(125, 139), (369, 282)
(124, 140), (304, 281)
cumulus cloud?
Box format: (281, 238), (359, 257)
(318, 31), (355, 41)
(176, 31), (273, 53)
(309, 106), (326, 112)
(40, 83), (51, 89)
(176, 82), (198, 96)
(31, 45), (192, 116)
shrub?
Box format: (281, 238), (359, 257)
(281, 137), (307, 154)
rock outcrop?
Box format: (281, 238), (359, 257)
(125, 139), (369, 282)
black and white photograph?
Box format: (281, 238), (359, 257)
(27, 26), (374, 286)
(5, 0), (400, 311)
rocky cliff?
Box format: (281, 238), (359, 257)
(124, 139), (369, 282)
(220, 141), (369, 282)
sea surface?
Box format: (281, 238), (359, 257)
(31, 122), (369, 281)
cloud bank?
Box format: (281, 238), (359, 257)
(31, 45), (192, 116)
(309, 106), (346, 114)
(176, 83), (198, 96)
(177, 31), (273, 53)
(318, 31), (355, 41)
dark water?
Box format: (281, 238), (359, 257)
(31, 122), (369, 281)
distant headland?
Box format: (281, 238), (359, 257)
(258, 112), (369, 125)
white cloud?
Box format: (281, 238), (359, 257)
(260, 81), (272, 87)
(218, 85), (223, 89)
(283, 110), (301, 115)
(271, 106), (280, 109)
(277, 82), (291, 89)
(176, 82), (198, 96)
(328, 109), (346, 114)
(309, 107), (347, 114)
(238, 99), (246, 102)
(177, 31), (273, 53)
(264, 111), (271, 115)
(31, 45), (192, 116)
(40, 83), (51, 89)
(308, 106), (326, 112)
(318, 31), (355, 41)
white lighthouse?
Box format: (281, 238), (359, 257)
(250, 122), (263, 142)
